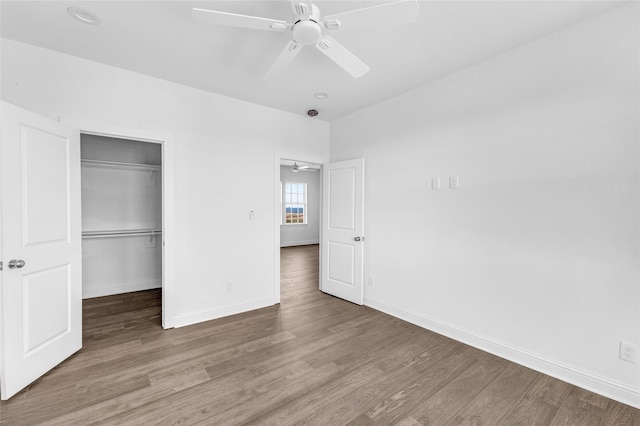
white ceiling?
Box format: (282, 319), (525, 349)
(0, 1), (625, 122)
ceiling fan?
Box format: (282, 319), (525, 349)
(292, 162), (318, 172)
(193, 0), (420, 78)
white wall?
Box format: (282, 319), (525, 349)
(331, 4), (639, 407)
(280, 165), (320, 247)
(1, 39), (330, 327)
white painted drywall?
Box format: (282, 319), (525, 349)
(1, 39), (330, 327)
(280, 165), (320, 247)
(331, 5), (639, 407)
(82, 235), (162, 298)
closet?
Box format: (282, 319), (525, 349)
(80, 134), (162, 299)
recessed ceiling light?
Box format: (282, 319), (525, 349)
(314, 92), (329, 100)
(67, 6), (102, 25)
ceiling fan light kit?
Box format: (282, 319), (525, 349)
(193, 0), (419, 79)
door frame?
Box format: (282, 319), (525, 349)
(273, 152), (326, 303)
(63, 119), (175, 329)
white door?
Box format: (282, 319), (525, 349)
(0, 102), (82, 400)
(321, 158), (365, 305)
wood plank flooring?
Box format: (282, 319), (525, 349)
(1, 244), (638, 425)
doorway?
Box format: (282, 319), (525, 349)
(80, 133), (164, 322)
(274, 156), (365, 305)
(0, 103), (174, 400)
(277, 158), (322, 301)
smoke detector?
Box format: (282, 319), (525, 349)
(67, 6), (101, 25)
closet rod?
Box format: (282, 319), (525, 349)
(81, 159), (161, 171)
(82, 229), (162, 239)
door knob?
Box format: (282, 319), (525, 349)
(354, 236), (365, 242)
(8, 259), (25, 269)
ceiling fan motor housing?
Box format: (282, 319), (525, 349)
(292, 3), (322, 45)
(293, 21), (322, 45)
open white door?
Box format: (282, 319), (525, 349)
(0, 102), (82, 400)
(321, 158), (364, 305)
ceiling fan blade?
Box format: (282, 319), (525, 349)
(290, 1), (313, 19)
(264, 40), (304, 79)
(193, 8), (289, 32)
(316, 36), (370, 78)
(323, 0), (419, 31)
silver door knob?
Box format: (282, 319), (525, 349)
(8, 259), (25, 269)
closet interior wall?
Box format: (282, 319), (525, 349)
(81, 134), (162, 299)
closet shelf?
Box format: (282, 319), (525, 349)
(82, 228), (162, 239)
(81, 159), (161, 172)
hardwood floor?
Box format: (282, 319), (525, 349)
(1, 244), (638, 425)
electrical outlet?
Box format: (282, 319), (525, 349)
(368, 276), (375, 287)
(225, 281), (232, 293)
(620, 341), (637, 363)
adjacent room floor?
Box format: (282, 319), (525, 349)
(0, 244), (637, 424)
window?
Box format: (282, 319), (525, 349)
(284, 182), (307, 224)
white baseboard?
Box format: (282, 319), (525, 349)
(172, 297), (276, 328)
(83, 280), (161, 299)
(365, 297), (640, 409)
(280, 240), (319, 247)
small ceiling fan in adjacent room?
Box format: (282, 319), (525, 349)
(292, 162), (318, 172)
(192, 0), (420, 78)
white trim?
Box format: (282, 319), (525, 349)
(61, 118), (176, 329)
(318, 165), (324, 292)
(273, 152), (281, 304)
(365, 297), (640, 409)
(173, 297), (276, 328)
(83, 280), (161, 299)
(280, 240), (319, 247)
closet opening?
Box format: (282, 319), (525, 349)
(80, 134), (163, 325)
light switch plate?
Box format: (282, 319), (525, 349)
(431, 178), (441, 190)
(449, 176), (459, 189)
